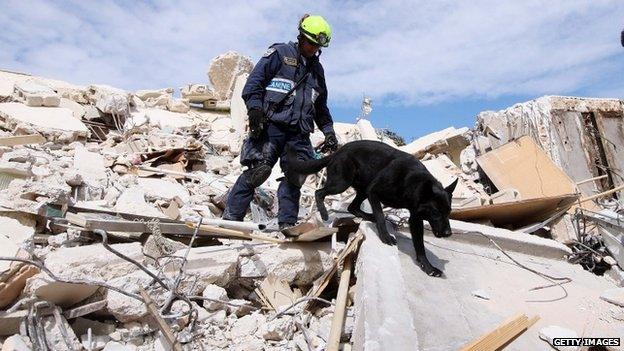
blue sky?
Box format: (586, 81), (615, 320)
(1, 1), (623, 141)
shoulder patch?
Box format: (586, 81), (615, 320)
(262, 47), (276, 58)
(283, 56), (298, 66)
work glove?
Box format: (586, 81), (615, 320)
(248, 108), (265, 140)
(321, 131), (338, 153)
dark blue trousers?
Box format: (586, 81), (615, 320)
(223, 123), (314, 224)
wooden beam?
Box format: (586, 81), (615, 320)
(139, 288), (183, 351)
(579, 184), (624, 204)
(460, 313), (539, 351)
(576, 174), (608, 186)
(289, 227), (338, 242)
(0, 134), (46, 146)
(327, 253), (353, 351)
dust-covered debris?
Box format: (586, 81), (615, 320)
(0, 58), (622, 351)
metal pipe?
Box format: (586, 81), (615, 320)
(200, 218), (266, 232)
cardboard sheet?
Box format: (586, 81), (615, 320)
(476, 136), (577, 199)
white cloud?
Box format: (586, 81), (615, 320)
(0, 0), (622, 105)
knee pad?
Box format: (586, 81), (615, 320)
(247, 164), (272, 187)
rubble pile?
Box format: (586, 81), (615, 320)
(0, 53), (623, 350)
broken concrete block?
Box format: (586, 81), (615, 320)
(80, 334), (110, 351)
(134, 88), (173, 101)
(25, 243), (144, 307)
(0, 103), (88, 140)
(140, 108), (194, 130)
(143, 235), (186, 262)
(243, 243), (333, 286)
(29, 280), (99, 308)
(600, 287), (624, 307)
(73, 144), (107, 185)
(180, 84), (215, 103)
(114, 186), (164, 218)
(136, 177), (190, 203)
(42, 312), (82, 351)
(166, 98), (190, 113)
(59, 97), (86, 119)
(105, 271), (151, 323)
(230, 313), (265, 339)
(538, 325), (579, 351)
(102, 341), (137, 351)
(1, 334), (32, 351)
(422, 154), (488, 203)
(202, 284), (229, 311)
(356, 119), (377, 141)
(13, 79), (60, 107)
(0, 213), (35, 271)
(227, 298), (254, 317)
(96, 94), (129, 115)
(207, 51), (254, 101)
(400, 126), (470, 162)
(45, 242), (144, 282)
(168, 245), (239, 289)
(261, 316), (295, 341)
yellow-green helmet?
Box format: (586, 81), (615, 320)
(299, 15), (332, 47)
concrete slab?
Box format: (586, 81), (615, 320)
(139, 108), (194, 130)
(352, 222), (419, 351)
(395, 230), (623, 351)
(0, 102), (88, 134)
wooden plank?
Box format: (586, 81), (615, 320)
(281, 222), (317, 237)
(0, 134), (46, 146)
(579, 184), (624, 204)
(327, 253), (353, 351)
(460, 313), (539, 351)
(290, 227), (338, 242)
(139, 288), (183, 351)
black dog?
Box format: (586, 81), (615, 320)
(288, 140), (457, 277)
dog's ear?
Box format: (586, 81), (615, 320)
(445, 178), (458, 195)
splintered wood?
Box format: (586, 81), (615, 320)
(307, 232), (363, 300)
(460, 313), (539, 351)
(255, 275), (301, 311)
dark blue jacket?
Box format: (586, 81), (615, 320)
(242, 41), (335, 135)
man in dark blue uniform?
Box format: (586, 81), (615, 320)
(222, 15), (338, 230)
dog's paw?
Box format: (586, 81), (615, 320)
(320, 209), (329, 221)
(420, 264), (443, 277)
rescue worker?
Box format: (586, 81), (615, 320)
(222, 14), (338, 230)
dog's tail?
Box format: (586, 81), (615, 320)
(286, 145), (333, 175)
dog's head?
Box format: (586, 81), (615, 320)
(415, 178), (457, 238)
